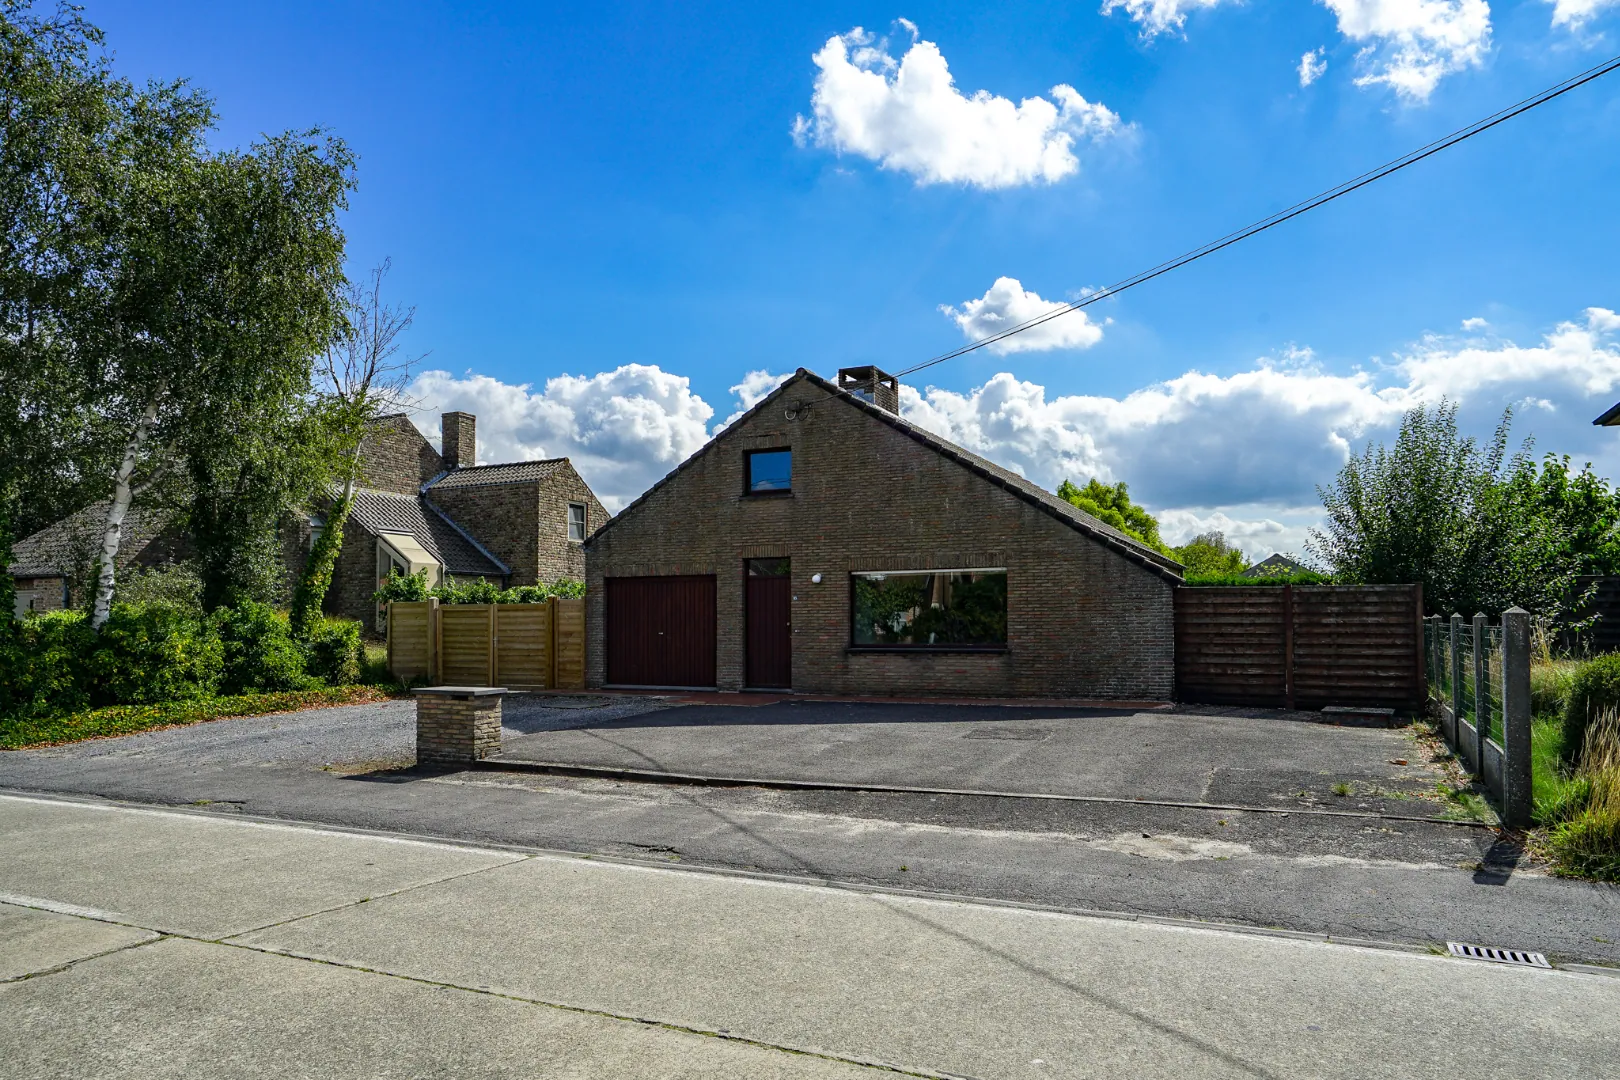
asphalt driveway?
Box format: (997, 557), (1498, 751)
(494, 700), (1453, 817)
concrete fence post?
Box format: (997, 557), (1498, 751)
(1472, 613), (1488, 773)
(1449, 613), (1463, 746)
(1501, 607), (1533, 829)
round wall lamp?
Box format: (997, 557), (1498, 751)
(811, 573), (823, 584)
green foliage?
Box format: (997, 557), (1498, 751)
(1181, 571), (1332, 586)
(303, 617), (362, 686)
(1057, 479), (1168, 553)
(1171, 531), (1250, 577)
(852, 572), (1006, 646)
(372, 572), (587, 608)
(87, 603), (222, 705)
(1545, 709), (1620, 882)
(1531, 659), (1581, 720)
(210, 601), (316, 695)
(373, 567), (430, 605)
(291, 495), (352, 638)
(116, 563), (204, 614)
(0, 685), (392, 750)
(1311, 402), (1607, 619)
(431, 576), (504, 605)
(1563, 654), (1620, 768)
(1, 610), (96, 718)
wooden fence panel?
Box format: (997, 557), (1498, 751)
(439, 604), (494, 686)
(496, 605), (551, 688)
(387, 601), (435, 682)
(1292, 586), (1423, 709)
(388, 598), (585, 690)
(1174, 588), (1288, 707)
(1174, 585), (1423, 711)
(554, 597), (586, 690)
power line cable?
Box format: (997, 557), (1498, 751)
(895, 52), (1620, 379)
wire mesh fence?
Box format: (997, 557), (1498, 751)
(1423, 610), (1533, 827)
(1425, 617), (1506, 745)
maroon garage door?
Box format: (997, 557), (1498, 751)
(605, 575), (717, 688)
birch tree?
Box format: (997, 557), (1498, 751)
(87, 130), (352, 628)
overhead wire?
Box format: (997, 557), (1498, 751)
(894, 52), (1620, 379)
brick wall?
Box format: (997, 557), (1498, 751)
(430, 482), (540, 585)
(415, 693), (504, 765)
(536, 463), (607, 583)
(13, 576), (66, 614)
(360, 415), (443, 495)
(585, 378), (1176, 700)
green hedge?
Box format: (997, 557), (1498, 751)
(373, 568), (586, 606)
(1180, 572), (1333, 586)
(1, 602), (371, 723)
(1563, 653), (1620, 768)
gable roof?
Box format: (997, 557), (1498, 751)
(1595, 401), (1620, 426)
(11, 502), (177, 578)
(347, 489), (509, 578)
(425, 459), (570, 489)
(588, 369), (1183, 581)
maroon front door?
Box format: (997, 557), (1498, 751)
(745, 558), (792, 689)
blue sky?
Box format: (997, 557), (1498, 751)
(93, 1), (1620, 552)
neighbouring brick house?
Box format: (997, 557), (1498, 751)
(12, 411), (607, 632)
(9, 503), (189, 618)
(584, 366), (1183, 700)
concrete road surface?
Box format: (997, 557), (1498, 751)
(2, 793), (1616, 1079)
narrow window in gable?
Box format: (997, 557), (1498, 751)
(568, 502), (587, 542)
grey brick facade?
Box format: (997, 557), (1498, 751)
(585, 370), (1180, 701)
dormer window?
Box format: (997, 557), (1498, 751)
(746, 449), (791, 495)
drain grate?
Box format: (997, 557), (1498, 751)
(1447, 942), (1551, 968)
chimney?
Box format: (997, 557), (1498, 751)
(837, 366), (900, 414)
(441, 411), (476, 469)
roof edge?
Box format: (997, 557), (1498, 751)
(420, 497), (512, 578)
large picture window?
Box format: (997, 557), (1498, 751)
(850, 569), (1007, 649)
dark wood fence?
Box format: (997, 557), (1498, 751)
(1558, 575), (1620, 654)
(1174, 585), (1424, 710)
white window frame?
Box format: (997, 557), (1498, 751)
(567, 502), (587, 543)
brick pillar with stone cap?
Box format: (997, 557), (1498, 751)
(414, 686), (507, 766)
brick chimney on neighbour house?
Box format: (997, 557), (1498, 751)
(837, 366), (900, 414)
(441, 411), (476, 470)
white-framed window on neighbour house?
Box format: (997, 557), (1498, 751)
(309, 515), (325, 552)
(568, 502), (587, 542)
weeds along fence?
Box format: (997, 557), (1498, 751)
(1424, 608), (1531, 827)
(387, 598), (586, 690)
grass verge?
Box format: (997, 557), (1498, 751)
(0, 685), (401, 751)
(1543, 709), (1620, 882)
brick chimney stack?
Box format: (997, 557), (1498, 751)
(441, 411), (476, 470)
(837, 366), (900, 414)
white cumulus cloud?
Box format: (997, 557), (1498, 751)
(940, 277), (1105, 354)
(794, 25), (1121, 189)
(1101, 0), (1233, 37)
(1319, 0), (1491, 101)
(406, 364), (714, 513)
(1299, 48), (1329, 86)
(719, 369), (795, 428)
(1548, 0), (1620, 27)
(899, 307), (1620, 510)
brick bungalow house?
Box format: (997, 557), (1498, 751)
(11, 411), (607, 631)
(583, 366), (1183, 700)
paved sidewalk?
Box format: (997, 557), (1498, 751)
(2, 793), (1616, 1078)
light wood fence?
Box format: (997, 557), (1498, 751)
(387, 597), (586, 690)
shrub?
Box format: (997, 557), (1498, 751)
(548, 578), (585, 599)
(1562, 654), (1620, 767)
(1, 611), (97, 719)
(1531, 659), (1580, 720)
(1180, 572), (1332, 586)
(1547, 709), (1620, 881)
(116, 563), (205, 614)
(432, 576), (503, 605)
(373, 567), (430, 605)
(212, 601), (316, 694)
(304, 617), (363, 685)
(88, 603), (222, 705)
(499, 584), (553, 604)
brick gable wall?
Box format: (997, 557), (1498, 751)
(360, 415), (443, 495)
(584, 379), (1174, 700)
